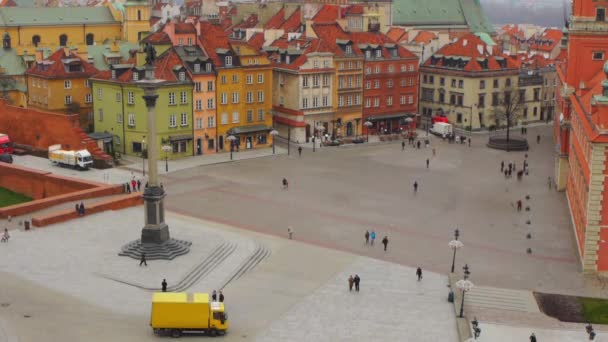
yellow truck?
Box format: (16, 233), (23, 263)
(150, 292), (228, 338)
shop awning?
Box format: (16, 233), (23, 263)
(367, 113), (416, 121)
(88, 132), (113, 143)
(228, 125), (271, 135)
(169, 134), (193, 142)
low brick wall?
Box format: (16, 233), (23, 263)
(31, 193), (143, 227)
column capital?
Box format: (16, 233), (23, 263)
(142, 93), (159, 110)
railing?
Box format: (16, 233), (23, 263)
(569, 20), (608, 32)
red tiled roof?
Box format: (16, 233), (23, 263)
(142, 31), (172, 44)
(232, 14), (258, 30)
(345, 4), (364, 15)
(175, 22), (197, 34)
(501, 24), (525, 39)
(412, 31), (437, 45)
(197, 21), (232, 67)
(265, 8), (286, 29)
(280, 8), (301, 32)
(248, 32), (265, 51)
(520, 54), (555, 69)
(150, 17), (161, 27)
(93, 49), (187, 83)
(269, 36), (334, 71)
(26, 48), (99, 79)
(424, 33), (520, 72)
(312, 5), (339, 23)
(528, 28), (563, 52)
(387, 27), (408, 43)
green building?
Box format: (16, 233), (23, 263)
(91, 48), (194, 159)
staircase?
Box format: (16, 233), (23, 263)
(73, 127), (114, 168)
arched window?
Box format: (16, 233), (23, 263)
(59, 34), (68, 47)
(85, 33), (94, 46)
(2, 33), (11, 49)
(32, 35), (40, 47)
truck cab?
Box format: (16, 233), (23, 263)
(75, 150), (93, 169)
(210, 302), (228, 331)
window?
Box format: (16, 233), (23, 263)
(302, 98), (308, 109)
(338, 96), (344, 107)
(345, 45), (352, 54)
(339, 62), (345, 70)
(322, 95), (328, 107)
(387, 80), (393, 88)
(347, 76), (353, 88)
(221, 112), (228, 125)
(232, 112), (239, 123)
(375, 65), (380, 74)
(423, 75), (428, 83)
(116, 113), (122, 123)
(533, 107), (538, 116)
(97, 88), (103, 99)
(169, 114), (177, 127)
(479, 80), (485, 89)
(221, 75), (227, 84)
(523, 107), (528, 118)
(85, 80), (90, 88)
(365, 97), (371, 108)
(246, 91), (253, 103)
(257, 91), (264, 103)
(111, 70), (116, 79)
(440, 77), (445, 86)
(133, 72), (139, 81)
(188, 37), (193, 46)
(208, 139), (214, 149)
(339, 76), (344, 89)
(410, 78), (415, 86)
(207, 98), (214, 109)
(128, 91), (134, 104)
(375, 49), (382, 58)
(98, 108), (104, 121)
(493, 79), (499, 88)
(194, 64), (201, 73)
(195, 82), (202, 92)
(258, 109), (264, 121)
(458, 80), (464, 88)
(534, 88), (540, 101)
(348, 61), (353, 69)
(356, 76), (361, 88)
(451, 79), (456, 87)
(408, 95), (413, 104)
(492, 93), (499, 106)
(313, 75), (320, 87)
(374, 80), (380, 89)
(247, 110), (253, 122)
(279, 96), (284, 106)
(357, 61), (362, 69)
(365, 67), (371, 74)
(374, 98), (379, 107)
(597, 8), (606, 21)
(257, 133), (267, 144)
(387, 96), (393, 106)
(506, 78), (512, 87)
(64, 95), (72, 105)
(388, 65), (394, 73)
(220, 93), (227, 104)
(257, 73), (264, 83)
(196, 118), (203, 129)
(180, 113), (188, 126)
(421, 88), (434, 102)
(246, 74), (253, 84)
(400, 95), (406, 105)
(478, 94), (485, 108)
(409, 64), (414, 72)
(439, 92), (445, 103)
(225, 56), (232, 66)
(85, 93), (92, 103)
(366, 81), (371, 89)
(208, 116), (215, 128)
(314, 60), (319, 68)
(179, 72), (185, 81)
(169, 92), (176, 105)
(128, 113), (135, 127)
(346, 95), (352, 106)
(232, 74), (238, 83)
(303, 76), (309, 88)
(323, 74), (330, 87)
(593, 51), (605, 60)
(401, 64), (406, 72)
(355, 94), (361, 105)
(232, 92), (239, 104)
(196, 99), (202, 111)
(115, 92), (121, 102)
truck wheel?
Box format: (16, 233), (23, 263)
(170, 329), (181, 338)
(209, 329), (217, 337)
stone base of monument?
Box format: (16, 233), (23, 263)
(119, 238), (192, 260)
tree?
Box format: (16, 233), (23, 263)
(493, 89), (524, 147)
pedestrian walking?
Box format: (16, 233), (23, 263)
(161, 279), (167, 292)
(370, 230), (376, 246)
(402, 141), (405, 151)
(413, 181), (418, 193)
(416, 267), (423, 281)
(212, 290), (217, 302)
(354, 274), (360, 292)
(501, 161), (504, 172)
(131, 179), (137, 192)
(382, 236), (389, 251)
(504, 169), (508, 178)
(417, 140), (421, 149)
(282, 178), (288, 190)
(287, 226), (293, 240)
(348, 275), (354, 291)
(79, 202), (85, 216)
(75, 203), (80, 215)
(537, 135), (541, 144)
(139, 253), (147, 267)
(517, 200), (522, 212)
(432, 147), (436, 156)
(548, 177), (552, 189)
(508, 163), (512, 172)
(137, 180), (141, 192)
(126, 182), (131, 194)
(508, 169), (512, 177)
(426, 158), (429, 169)
(219, 291), (224, 302)
(298, 146), (302, 156)
(1, 228), (9, 243)
(468, 137), (471, 147)
(530, 333), (537, 342)
(365, 230), (370, 245)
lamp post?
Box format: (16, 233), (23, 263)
(586, 323), (596, 340)
(161, 144), (171, 173)
(316, 125), (325, 151)
(449, 228), (463, 273)
(269, 129), (279, 154)
(141, 136), (146, 177)
(456, 264), (473, 318)
(404, 117), (414, 138)
(364, 121), (373, 142)
(227, 135), (237, 160)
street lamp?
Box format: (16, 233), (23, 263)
(226, 135), (237, 160)
(363, 121), (373, 142)
(315, 125), (325, 151)
(161, 144), (172, 173)
(449, 228), (462, 273)
(142, 136), (146, 177)
(456, 264), (473, 318)
(269, 129), (279, 154)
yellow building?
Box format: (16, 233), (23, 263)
(26, 48), (98, 131)
(120, 0), (151, 43)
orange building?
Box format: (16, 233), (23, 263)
(555, 0), (608, 272)
(26, 48), (98, 131)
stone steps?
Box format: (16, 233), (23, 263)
(465, 286), (540, 313)
(118, 238), (193, 261)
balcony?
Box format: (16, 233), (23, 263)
(569, 19), (608, 33)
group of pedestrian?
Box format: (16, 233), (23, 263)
(124, 178), (142, 194)
(501, 157), (530, 179)
(211, 290), (225, 302)
(1, 228), (9, 243)
(74, 202), (85, 216)
(364, 230), (389, 251)
(347, 274), (361, 292)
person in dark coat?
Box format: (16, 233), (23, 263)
(382, 236), (389, 251)
(426, 158), (430, 168)
(530, 333), (537, 342)
(219, 291), (224, 302)
(417, 140), (421, 149)
(517, 200), (522, 212)
(75, 203), (80, 215)
(79, 202), (85, 216)
(537, 135), (541, 144)
(298, 146), (302, 156)
(212, 290), (217, 301)
(501, 161), (504, 172)
(126, 182), (131, 194)
(416, 267), (423, 281)
(365, 230), (370, 245)
(402, 141), (405, 151)
(139, 253), (147, 267)
(353, 274), (360, 292)
(413, 181), (418, 193)
(282, 178), (288, 190)
(137, 180), (141, 191)
(161, 279), (167, 292)
(348, 275), (354, 291)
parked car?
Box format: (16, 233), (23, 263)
(0, 153), (13, 164)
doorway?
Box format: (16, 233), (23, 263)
(196, 138), (202, 155)
(219, 136), (224, 150)
(246, 136), (252, 149)
(346, 122), (353, 136)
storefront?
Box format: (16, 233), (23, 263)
(227, 125), (272, 150)
(365, 113), (417, 135)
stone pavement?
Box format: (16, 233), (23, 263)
(475, 322), (606, 342)
(254, 257), (459, 342)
